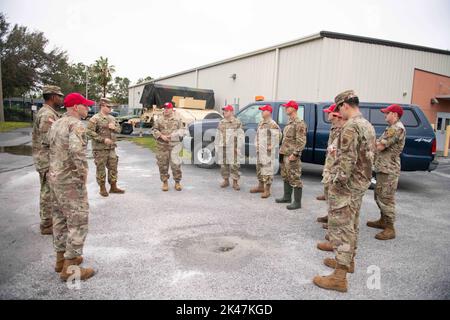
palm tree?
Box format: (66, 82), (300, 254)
(91, 56), (115, 98)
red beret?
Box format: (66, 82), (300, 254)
(163, 102), (174, 109)
(381, 104), (403, 117)
(324, 104), (337, 113)
(259, 104), (273, 112)
(64, 93), (94, 108)
(281, 100), (298, 110)
(222, 105), (234, 112)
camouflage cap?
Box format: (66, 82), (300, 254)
(43, 85), (64, 96)
(99, 97), (114, 107)
(334, 90), (359, 107)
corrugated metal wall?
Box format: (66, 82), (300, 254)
(128, 85), (144, 109)
(317, 38), (450, 103)
(196, 50), (276, 109)
(277, 39), (324, 101)
(157, 71), (197, 87)
(129, 37), (450, 109)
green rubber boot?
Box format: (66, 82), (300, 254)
(287, 187), (302, 210)
(275, 182), (292, 203)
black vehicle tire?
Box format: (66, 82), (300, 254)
(121, 122), (133, 135)
(193, 142), (216, 169)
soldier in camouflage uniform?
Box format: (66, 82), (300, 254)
(48, 93), (95, 281)
(215, 105), (245, 191)
(31, 85), (64, 235)
(153, 102), (187, 192)
(368, 104), (406, 240)
(313, 90), (376, 292)
(316, 104), (345, 226)
(250, 104), (281, 198)
(87, 98), (125, 197)
(275, 100), (307, 210)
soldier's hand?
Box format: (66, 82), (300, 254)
(376, 141), (385, 151)
(108, 122), (116, 130)
(104, 138), (113, 145)
(288, 154), (298, 161)
(160, 135), (170, 142)
(327, 145), (337, 155)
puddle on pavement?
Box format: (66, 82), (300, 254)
(172, 233), (263, 271)
(0, 145), (32, 156)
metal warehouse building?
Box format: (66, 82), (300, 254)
(129, 31), (450, 146)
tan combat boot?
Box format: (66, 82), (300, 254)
(250, 182), (264, 193)
(261, 184), (271, 199)
(316, 194), (326, 201)
(55, 252), (83, 273)
(220, 178), (230, 188)
(367, 216), (386, 229)
(109, 181), (125, 194)
(324, 257), (355, 273)
(232, 180), (240, 191)
(375, 222), (396, 240)
(99, 184), (109, 197)
(40, 224), (53, 235)
(313, 264), (348, 292)
(325, 234), (330, 241)
(60, 258), (95, 281)
(317, 241), (333, 252)
(175, 182), (182, 191)
(317, 215), (328, 223)
(162, 181), (169, 192)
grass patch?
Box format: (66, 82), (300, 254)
(0, 121), (31, 133)
(129, 136), (158, 152)
(128, 136), (191, 159)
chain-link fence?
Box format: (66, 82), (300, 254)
(3, 98), (44, 122)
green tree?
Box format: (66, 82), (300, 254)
(91, 56), (115, 98)
(136, 76), (153, 84)
(0, 13), (72, 97)
(109, 76), (130, 105)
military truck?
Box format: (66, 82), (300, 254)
(119, 83), (222, 134)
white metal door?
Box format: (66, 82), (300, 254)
(436, 112), (450, 151)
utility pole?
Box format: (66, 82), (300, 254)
(85, 65), (89, 99)
(0, 59), (4, 122)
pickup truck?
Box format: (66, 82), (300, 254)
(183, 101), (438, 174)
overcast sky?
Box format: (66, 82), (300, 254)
(2, 0), (450, 84)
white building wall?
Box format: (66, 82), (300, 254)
(128, 85), (146, 109)
(276, 39), (324, 101)
(156, 71), (197, 87)
(316, 38), (450, 103)
(129, 36), (450, 109)
(197, 50), (276, 109)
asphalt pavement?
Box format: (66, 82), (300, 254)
(0, 128), (449, 299)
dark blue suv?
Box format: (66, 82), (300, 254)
(184, 101), (438, 172)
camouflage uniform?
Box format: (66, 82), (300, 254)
(152, 113), (186, 182)
(279, 117), (307, 188)
(215, 117), (244, 181)
(86, 113), (122, 185)
(48, 115), (89, 259)
(328, 113), (376, 268)
(32, 103), (62, 230)
(321, 125), (342, 200)
(374, 120), (406, 224)
(256, 118), (281, 184)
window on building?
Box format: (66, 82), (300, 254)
(436, 118), (442, 131)
(278, 105), (305, 125)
